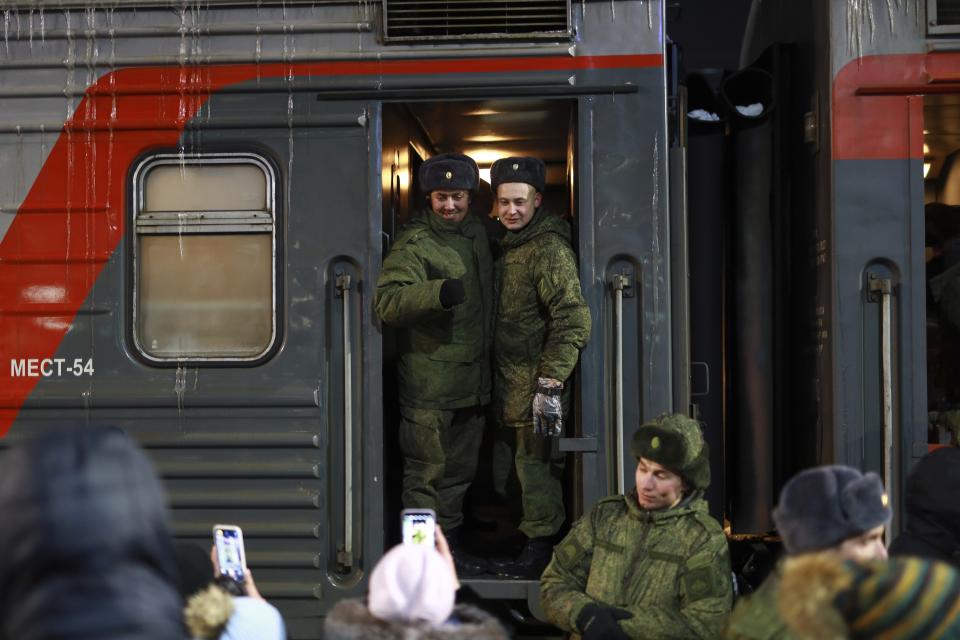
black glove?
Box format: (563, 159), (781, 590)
(532, 377), (563, 437)
(439, 278), (465, 309)
(576, 603), (633, 640)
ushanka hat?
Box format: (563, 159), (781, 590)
(773, 465), (891, 555)
(418, 153), (479, 194)
(630, 414), (710, 490)
(779, 553), (960, 639)
(490, 156), (547, 194)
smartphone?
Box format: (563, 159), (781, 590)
(401, 508), (436, 547)
(213, 524), (247, 583)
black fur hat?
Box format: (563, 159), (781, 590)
(418, 153), (479, 193)
(490, 156), (546, 194)
(772, 465), (892, 555)
(630, 414), (710, 490)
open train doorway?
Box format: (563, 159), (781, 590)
(378, 98), (579, 603)
(922, 95), (960, 451)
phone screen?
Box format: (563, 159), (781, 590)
(401, 510), (436, 547)
(214, 526), (246, 582)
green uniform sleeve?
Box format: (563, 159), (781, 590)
(375, 238), (446, 327)
(620, 529), (733, 639)
(533, 238), (592, 382)
(539, 509), (598, 633)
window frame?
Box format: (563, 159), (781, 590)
(130, 151), (280, 365)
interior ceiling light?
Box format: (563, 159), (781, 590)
(465, 135), (517, 143)
(924, 142), (930, 154)
(464, 148), (516, 165)
(464, 109), (500, 116)
(924, 162), (932, 178)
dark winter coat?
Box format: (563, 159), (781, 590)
(0, 425), (187, 640)
(494, 208), (591, 428)
(890, 446), (960, 568)
(323, 598), (508, 640)
(376, 208), (493, 410)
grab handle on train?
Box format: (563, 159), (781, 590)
(335, 273), (355, 570)
(611, 272), (633, 496)
(868, 273), (895, 546)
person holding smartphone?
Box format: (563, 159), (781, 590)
(181, 525), (286, 640)
(324, 524), (507, 639)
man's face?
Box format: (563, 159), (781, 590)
(430, 190), (470, 223)
(837, 525), (887, 562)
(635, 457), (685, 510)
(497, 183), (542, 231)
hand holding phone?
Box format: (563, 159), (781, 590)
(401, 509), (436, 548)
(213, 524), (247, 584)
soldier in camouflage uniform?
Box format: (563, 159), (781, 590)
(375, 153), (492, 576)
(723, 465), (891, 640)
(540, 414), (732, 639)
(485, 156), (592, 579)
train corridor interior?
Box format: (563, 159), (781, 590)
(379, 99), (580, 580)
(923, 94), (960, 449)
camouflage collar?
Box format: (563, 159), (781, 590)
(624, 489), (708, 522)
(500, 207), (568, 249)
(417, 206), (479, 235)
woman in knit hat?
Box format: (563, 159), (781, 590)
(778, 552), (960, 639)
(540, 413), (732, 640)
(323, 526), (507, 640)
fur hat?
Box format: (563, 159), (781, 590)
(779, 552), (960, 639)
(418, 153), (479, 194)
(630, 414), (710, 490)
(773, 465), (891, 554)
(490, 156), (546, 194)
(368, 544), (457, 625)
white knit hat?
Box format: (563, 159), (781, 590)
(368, 544), (457, 625)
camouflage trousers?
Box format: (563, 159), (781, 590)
(493, 424), (566, 538)
(398, 405), (485, 530)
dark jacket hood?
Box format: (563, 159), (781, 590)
(0, 425), (186, 640)
(894, 447), (960, 564)
(324, 598), (508, 640)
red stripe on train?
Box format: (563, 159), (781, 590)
(832, 52), (960, 160)
(0, 53), (662, 437)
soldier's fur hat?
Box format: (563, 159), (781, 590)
(630, 414), (710, 490)
(490, 156), (546, 194)
(418, 153), (479, 194)
(772, 465), (891, 555)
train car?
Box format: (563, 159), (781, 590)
(700, 0), (960, 542)
(0, 0), (676, 636)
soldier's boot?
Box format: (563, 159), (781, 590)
(489, 536), (554, 579)
(445, 527), (488, 577)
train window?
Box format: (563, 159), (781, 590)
(132, 153), (277, 362)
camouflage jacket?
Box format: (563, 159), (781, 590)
(540, 491), (732, 639)
(493, 208), (591, 427)
(375, 208), (493, 409)
(723, 569), (794, 640)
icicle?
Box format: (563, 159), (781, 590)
(4, 10), (10, 57)
(647, 0), (653, 31)
(609, 0), (615, 21)
(174, 364), (187, 414)
(178, 211), (187, 259)
(38, 7), (43, 43)
(27, 7), (32, 51)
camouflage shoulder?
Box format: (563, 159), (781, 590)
(391, 219), (431, 250)
(592, 494), (630, 518)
